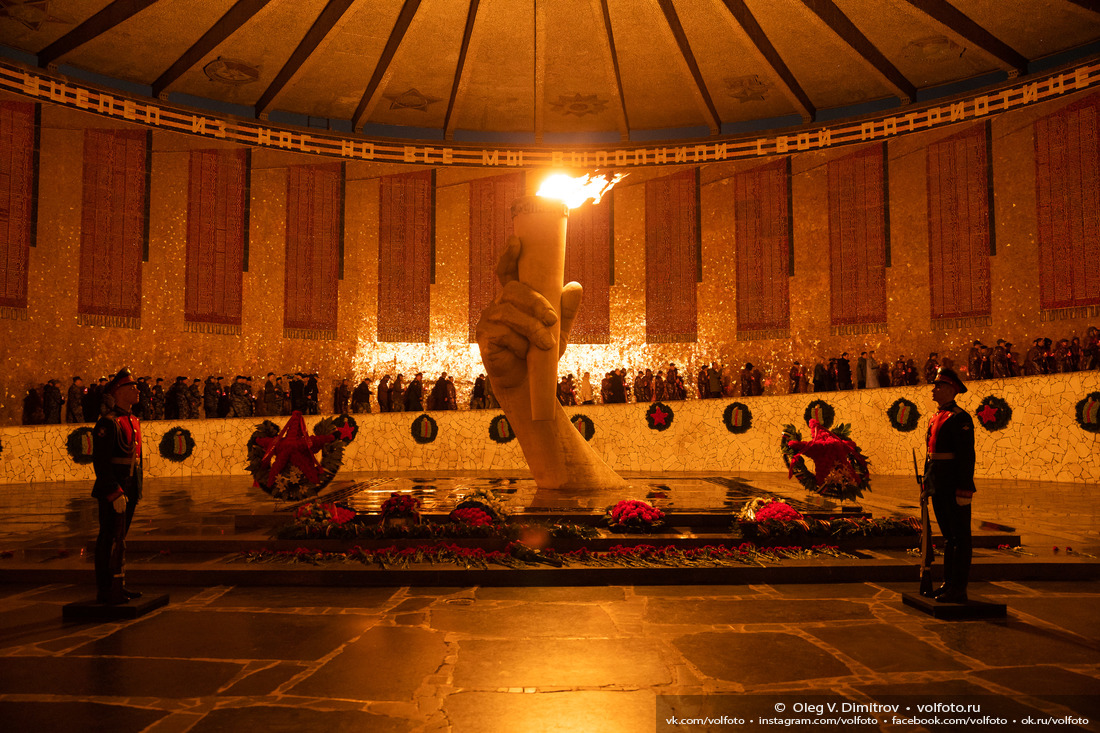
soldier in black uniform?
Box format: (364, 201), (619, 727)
(91, 368), (143, 605)
(923, 367), (976, 604)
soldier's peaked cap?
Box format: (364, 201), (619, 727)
(105, 368), (136, 394)
(933, 366), (967, 394)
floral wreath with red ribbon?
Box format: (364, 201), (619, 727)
(66, 427), (96, 465)
(488, 415), (515, 444)
(1075, 392), (1100, 434)
(645, 402), (674, 431)
(886, 398), (920, 432)
(246, 414), (345, 501)
(803, 399), (835, 429)
(974, 395), (1011, 432)
(158, 425), (195, 462)
(411, 413), (438, 444)
(722, 402), (752, 434)
(570, 413), (595, 441)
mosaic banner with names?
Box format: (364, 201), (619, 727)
(563, 198), (611, 344)
(645, 168), (698, 343)
(378, 169), (433, 343)
(828, 144), (887, 328)
(285, 162), (342, 335)
(468, 172), (524, 342)
(735, 158), (790, 337)
(0, 100), (34, 310)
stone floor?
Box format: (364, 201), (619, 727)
(0, 471), (1097, 732)
(0, 580), (1097, 732)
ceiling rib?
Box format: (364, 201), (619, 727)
(653, 0), (721, 134)
(798, 0), (916, 104)
(899, 0), (1027, 76)
(443, 0), (483, 141)
(152, 0), (273, 99)
(38, 0), (160, 70)
(351, 0), (424, 131)
(534, 1), (546, 142)
(592, 0), (630, 141)
(255, 0), (356, 118)
(718, 0), (815, 122)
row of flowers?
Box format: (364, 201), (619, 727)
(281, 494), (915, 542)
(234, 541), (855, 569)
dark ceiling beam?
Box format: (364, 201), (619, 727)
(593, 0), (630, 140)
(351, 0), (424, 131)
(899, 0), (1027, 76)
(654, 0), (721, 134)
(718, 0), (815, 122)
(443, 0), (482, 141)
(38, 0), (160, 69)
(798, 0), (916, 104)
(255, 0), (356, 118)
(152, 0), (272, 99)
(1064, 0), (1100, 13)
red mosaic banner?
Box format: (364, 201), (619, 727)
(285, 162), (342, 334)
(185, 148), (247, 326)
(927, 123), (991, 319)
(645, 168), (698, 343)
(1035, 92), (1100, 310)
(78, 128), (147, 321)
(378, 169), (433, 343)
(0, 101), (34, 309)
(828, 145), (887, 327)
(563, 198), (611, 344)
(735, 158), (790, 334)
(468, 171), (524, 342)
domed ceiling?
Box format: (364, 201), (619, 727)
(2, 0), (1099, 143)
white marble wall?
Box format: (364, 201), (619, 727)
(1, 372), (1096, 485)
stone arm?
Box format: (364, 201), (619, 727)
(476, 236), (625, 490)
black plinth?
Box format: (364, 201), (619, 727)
(902, 591), (1006, 620)
(63, 594), (169, 622)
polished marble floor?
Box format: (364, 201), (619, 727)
(0, 471), (1097, 732)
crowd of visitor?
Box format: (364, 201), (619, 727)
(20, 326), (1098, 425)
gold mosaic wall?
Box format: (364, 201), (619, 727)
(0, 90), (1096, 425)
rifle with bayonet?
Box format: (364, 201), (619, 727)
(913, 449), (934, 597)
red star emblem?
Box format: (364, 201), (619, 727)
(336, 422), (355, 440)
(650, 406), (668, 426)
(977, 404), (999, 424)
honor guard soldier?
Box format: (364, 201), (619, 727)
(91, 368), (144, 605)
(924, 367), (976, 604)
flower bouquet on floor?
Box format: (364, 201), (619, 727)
(735, 498), (806, 540)
(380, 492), (422, 529)
(605, 499), (667, 533)
(452, 488), (507, 523)
(276, 501), (358, 540)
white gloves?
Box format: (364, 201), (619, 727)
(112, 494), (128, 513)
(956, 496), (972, 506)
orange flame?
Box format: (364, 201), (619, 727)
(537, 172), (626, 209)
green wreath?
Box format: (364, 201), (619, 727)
(66, 427), (96, 465)
(411, 413), (438, 444)
(803, 399), (835, 428)
(158, 426), (195, 462)
(645, 402), (674, 431)
(246, 418), (345, 501)
(332, 414), (358, 442)
(570, 413), (595, 441)
(722, 402), (752, 434)
(1075, 392), (1100, 434)
(886, 398), (920, 432)
(975, 395), (1011, 432)
(780, 422), (870, 501)
(488, 415), (515, 443)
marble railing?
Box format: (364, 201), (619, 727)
(1, 372), (1096, 486)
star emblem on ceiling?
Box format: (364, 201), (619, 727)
(725, 75), (770, 103)
(0, 1), (66, 32)
(551, 93), (608, 118)
(383, 88), (441, 112)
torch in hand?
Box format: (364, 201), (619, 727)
(511, 173), (623, 421)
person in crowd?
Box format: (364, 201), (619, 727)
(579, 372), (594, 405)
(230, 375), (252, 417)
(67, 377), (85, 423)
(188, 378), (203, 418)
(376, 375), (391, 413)
(696, 364), (709, 399)
(856, 352), (868, 389)
(924, 352), (940, 384)
(391, 374), (405, 412)
(923, 366), (976, 605)
(788, 361), (802, 394)
(835, 353), (853, 390)
(446, 375), (457, 410)
(471, 374), (487, 409)
(708, 362), (723, 398)
(428, 373), (450, 411)
(335, 378), (352, 414)
(262, 373), (279, 416)
(404, 373), (424, 412)
(304, 373), (320, 415)
(22, 384), (44, 425)
(812, 358), (828, 393)
(151, 378), (165, 420)
(42, 379), (64, 424)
